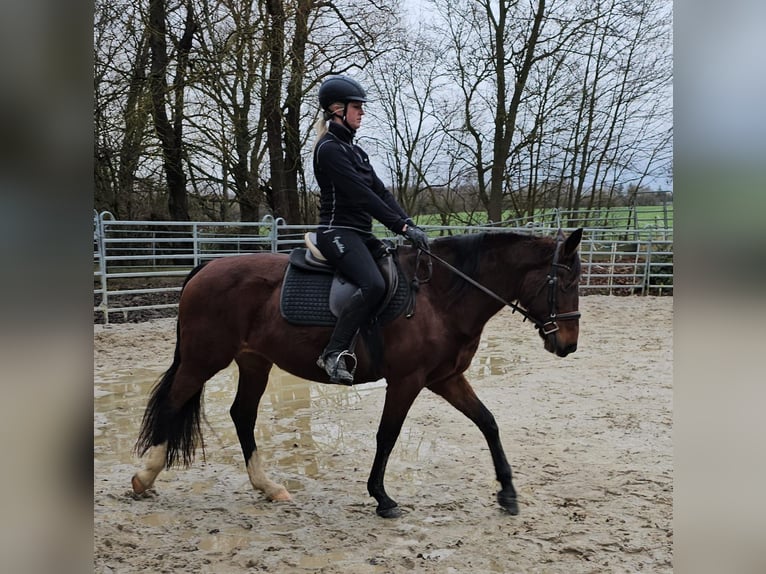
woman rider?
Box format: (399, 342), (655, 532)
(313, 74), (429, 384)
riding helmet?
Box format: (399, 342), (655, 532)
(318, 75), (368, 111)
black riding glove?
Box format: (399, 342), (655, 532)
(403, 224), (430, 252)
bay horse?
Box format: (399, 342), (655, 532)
(132, 227), (583, 518)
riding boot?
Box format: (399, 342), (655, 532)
(318, 289), (369, 384)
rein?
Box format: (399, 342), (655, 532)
(419, 235), (581, 335)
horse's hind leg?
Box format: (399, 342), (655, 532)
(133, 358), (228, 495)
(132, 442), (167, 494)
(429, 374), (519, 515)
(231, 354), (291, 502)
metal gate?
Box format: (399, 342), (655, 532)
(94, 211), (672, 324)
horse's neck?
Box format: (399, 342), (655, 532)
(427, 251), (516, 336)
(443, 237), (542, 333)
(465, 256), (516, 327)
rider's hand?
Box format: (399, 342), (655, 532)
(403, 224), (430, 252)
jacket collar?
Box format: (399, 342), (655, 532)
(328, 120), (355, 144)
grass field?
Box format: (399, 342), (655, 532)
(416, 204), (674, 230)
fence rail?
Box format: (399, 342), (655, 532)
(94, 211), (672, 324)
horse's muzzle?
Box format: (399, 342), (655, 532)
(555, 340), (577, 357)
(542, 329), (578, 357)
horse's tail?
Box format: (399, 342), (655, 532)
(134, 262), (209, 468)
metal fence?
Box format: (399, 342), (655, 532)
(93, 211), (673, 324)
(499, 202), (673, 232)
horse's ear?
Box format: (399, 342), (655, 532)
(563, 228), (583, 257)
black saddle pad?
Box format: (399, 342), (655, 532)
(280, 250), (412, 327)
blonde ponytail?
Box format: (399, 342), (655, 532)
(312, 103), (344, 150)
(313, 116), (329, 150)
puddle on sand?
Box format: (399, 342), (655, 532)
(196, 532), (254, 553)
(469, 333), (528, 376)
(298, 551), (348, 569)
(139, 511), (179, 527)
(94, 367), (167, 460)
(95, 331), (519, 484)
(94, 363), (385, 474)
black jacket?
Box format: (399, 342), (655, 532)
(314, 122), (409, 234)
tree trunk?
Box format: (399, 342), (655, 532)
(487, 0), (545, 223)
(147, 0), (191, 221)
(283, 0), (312, 224)
(263, 0), (287, 220)
(117, 28), (151, 219)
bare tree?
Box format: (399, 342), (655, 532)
(365, 28), (450, 216)
(189, 0), (268, 221)
(192, 0), (401, 223)
(94, 0), (672, 225)
(286, 0), (402, 222)
(424, 0), (671, 223)
(537, 0), (673, 221)
(430, 0), (565, 222)
(147, 0), (196, 220)
(94, 0), (155, 219)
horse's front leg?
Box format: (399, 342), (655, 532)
(367, 379), (422, 518)
(231, 355), (291, 502)
(429, 374), (519, 515)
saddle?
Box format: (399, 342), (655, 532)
(280, 233), (412, 326)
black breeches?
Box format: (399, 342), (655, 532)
(316, 228), (386, 315)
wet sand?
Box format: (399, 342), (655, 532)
(94, 295), (673, 573)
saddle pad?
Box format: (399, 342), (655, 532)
(280, 261), (412, 327)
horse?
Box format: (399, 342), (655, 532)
(132, 227), (584, 518)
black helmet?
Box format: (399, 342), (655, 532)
(318, 75), (368, 111)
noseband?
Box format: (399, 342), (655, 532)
(423, 234), (580, 336)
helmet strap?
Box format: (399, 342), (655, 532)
(324, 104), (355, 133)
(341, 102), (353, 131)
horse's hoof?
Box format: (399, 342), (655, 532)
(268, 488), (292, 502)
(376, 505), (402, 519)
(131, 474), (147, 495)
(498, 492), (519, 515)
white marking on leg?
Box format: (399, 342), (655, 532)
(132, 442), (167, 493)
(246, 451), (291, 501)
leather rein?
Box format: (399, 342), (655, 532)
(418, 235), (581, 335)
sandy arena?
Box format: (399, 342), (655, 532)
(94, 294), (672, 573)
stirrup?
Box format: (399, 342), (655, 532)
(336, 350), (357, 373)
(317, 350), (357, 384)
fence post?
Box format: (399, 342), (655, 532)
(643, 238), (654, 295)
(584, 236), (595, 289)
(263, 215), (285, 253)
(193, 222), (199, 266)
(96, 211), (113, 324)
(260, 214), (283, 253)
(608, 241), (617, 296)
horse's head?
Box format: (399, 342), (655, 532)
(525, 228), (583, 357)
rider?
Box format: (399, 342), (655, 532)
(313, 74), (429, 384)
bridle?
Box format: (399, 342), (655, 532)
(420, 234), (580, 336)
(532, 235), (581, 335)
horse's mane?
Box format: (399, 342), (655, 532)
(427, 231), (554, 304)
(429, 233), (486, 300)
